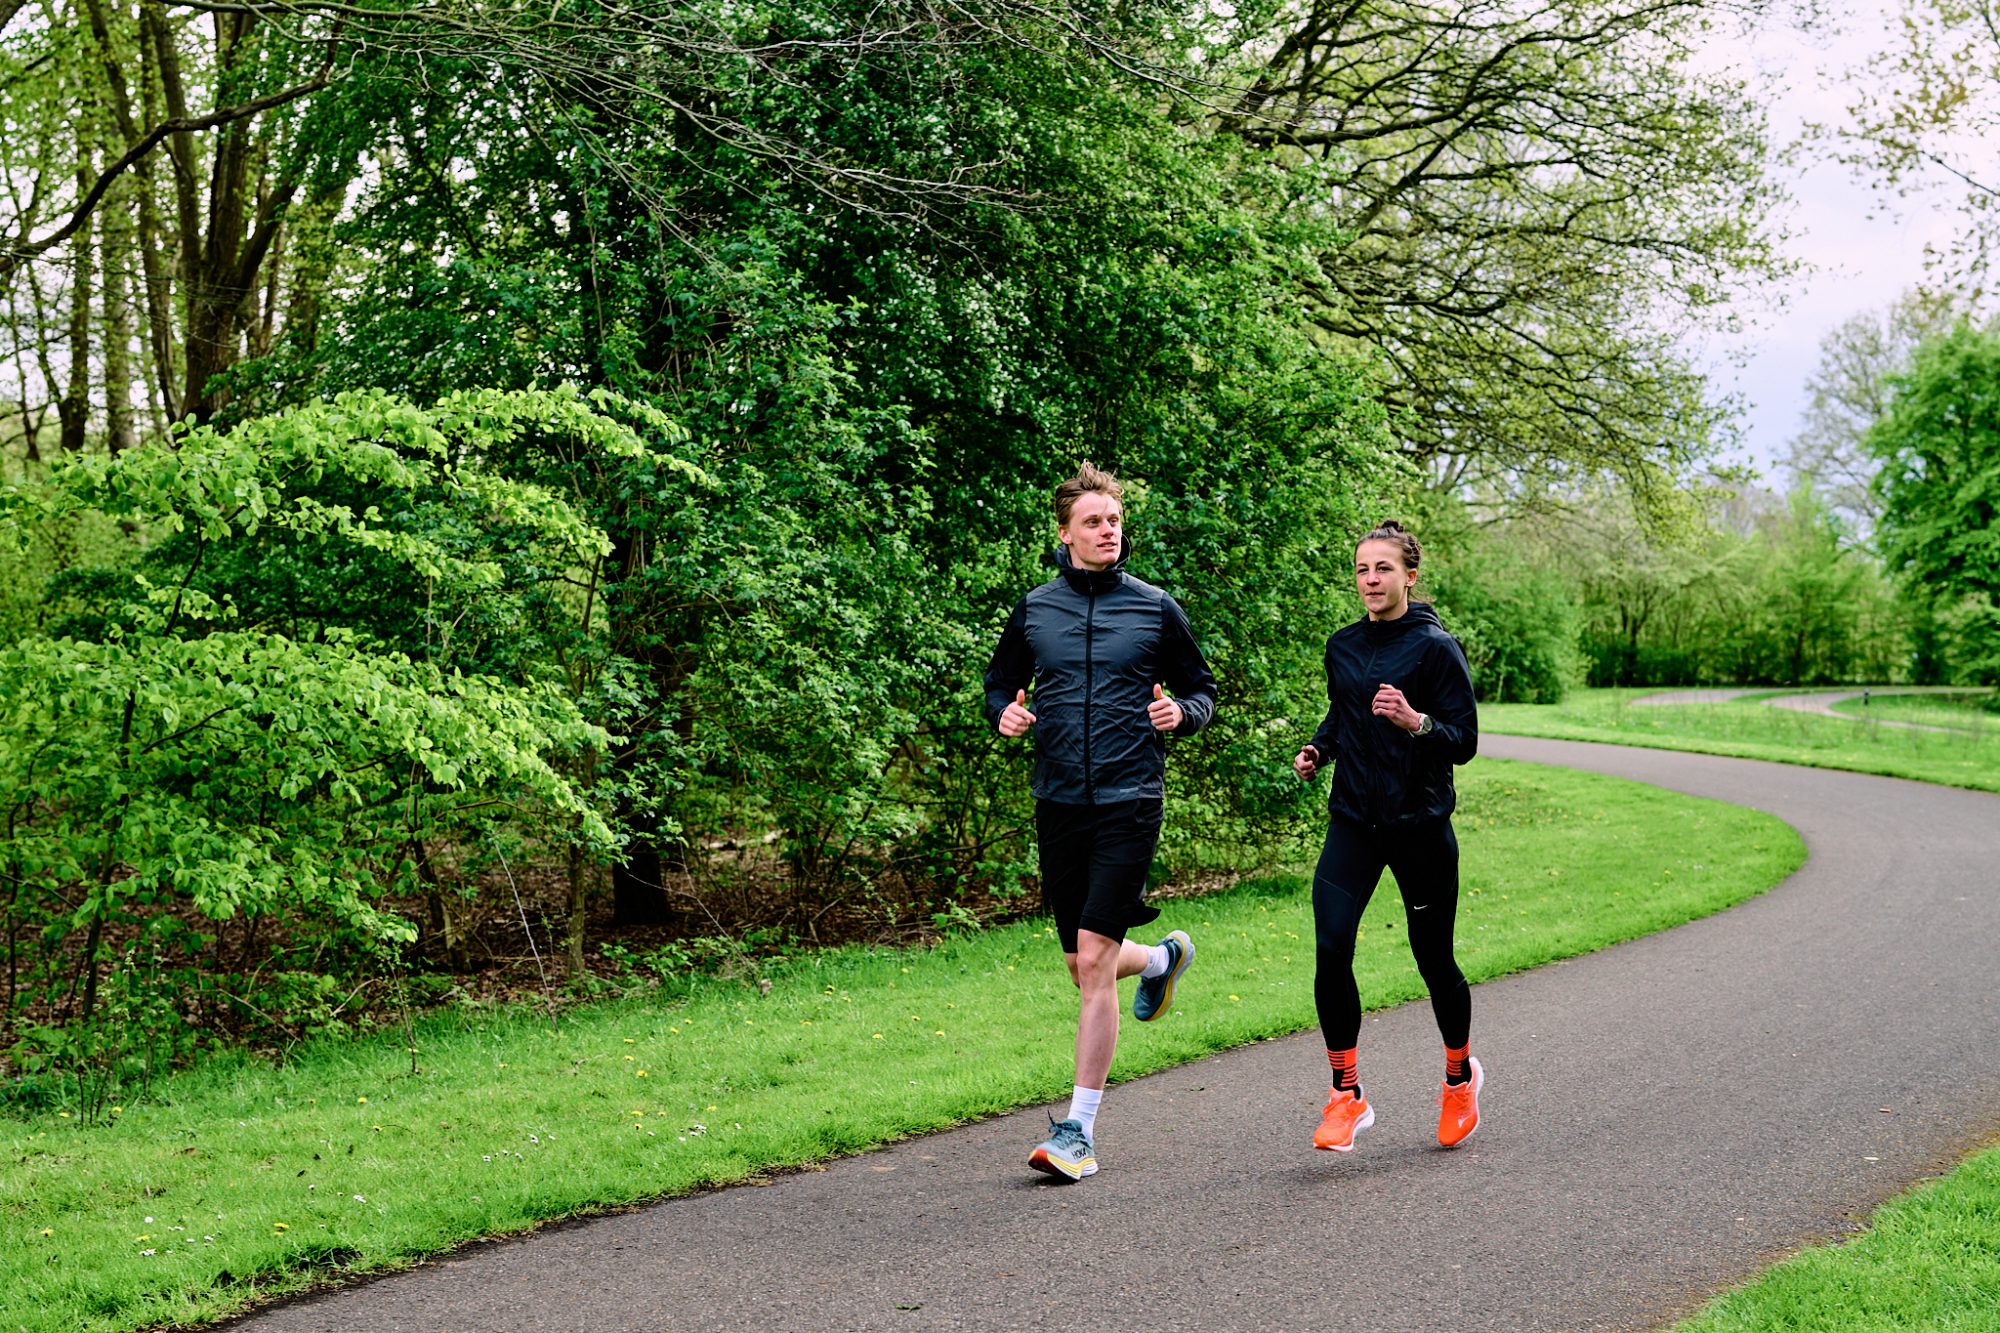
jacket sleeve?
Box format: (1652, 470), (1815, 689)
(1420, 633), (1479, 765)
(1306, 637), (1338, 761)
(982, 598), (1034, 732)
(1159, 596), (1217, 736)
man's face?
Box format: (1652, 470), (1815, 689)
(1059, 492), (1124, 571)
(1355, 538), (1416, 620)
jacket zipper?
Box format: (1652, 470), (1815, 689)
(1083, 586), (1096, 802)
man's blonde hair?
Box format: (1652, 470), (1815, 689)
(1054, 461), (1123, 527)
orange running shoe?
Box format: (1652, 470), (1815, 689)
(1437, 1055), (1483, 1148)
(1312, 1087), (1374, 1152)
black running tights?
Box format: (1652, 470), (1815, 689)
(1311, 816), (1470, 1052)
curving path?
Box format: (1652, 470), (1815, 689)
(228, 738), (2000, 1333)
(1634, 685), (1989, 734)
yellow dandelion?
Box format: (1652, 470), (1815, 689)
(136, 1234), (151, 1242)
(623, 1038), (635, 1044)
(273, 1223), (289, 1233)
(872, 1033), (885, 1040)
(934, 1030), (946, 1037)
(707, 1104), (718, 1112)
(636, 1070), (648, 1078)
(356, 1096), (368, 1104)
(624, 1054), (635, 1061)
(1229, 994), (1241, 1002)
(39, 1229), (51, 1237)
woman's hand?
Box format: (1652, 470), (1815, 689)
(1293, 745), (1321, 780)
(1372, 683), (1425, 733)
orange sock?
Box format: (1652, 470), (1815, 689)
(1445, 1043), (1470, 1086)
(1327, 1047), (1359, 1095)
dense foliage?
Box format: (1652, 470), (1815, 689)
(0, 0), (1838, 1093)
(1866, 325), (2000, 684)
(0, 388), (699, 1103)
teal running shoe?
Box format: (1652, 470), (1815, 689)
(1028, 1117), (1098, 1180)
(1132, 930), (1193, 1022)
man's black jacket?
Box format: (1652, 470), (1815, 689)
(983, 544), (1217, 806)
(1305, 601), (1478, 827)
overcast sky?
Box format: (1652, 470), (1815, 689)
(1688, 1), (1965, 480)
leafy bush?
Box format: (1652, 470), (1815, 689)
(0, 388), (694, 1100)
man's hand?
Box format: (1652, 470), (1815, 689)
(1372, 683), (1425, 733)
(998, 688), (1037, 738)
(1293, 745), (1320, 780)
(1148, 683), (1183, 733)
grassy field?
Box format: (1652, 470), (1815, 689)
(1480, 690), (2000, 1333)
(0, 757), (1802, 1333)
(1482, 687), (2000, 794)
(1826, 689), (1997, 731)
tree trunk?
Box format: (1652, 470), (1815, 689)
(566, 838), (588, 974)
(100, 180), (139, 451)
(57, 167), (95, 453)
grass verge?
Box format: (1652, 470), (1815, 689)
(1482, 688), (2000, 794)
(2, 757), (1802, 1333)
(1826, 690), (1997, 731)
(1674, 1139), (2000, 1333)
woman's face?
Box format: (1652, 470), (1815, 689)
(1355, 538), (1417, 621)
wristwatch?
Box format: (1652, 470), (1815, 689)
(1414, 713), (1434, 737)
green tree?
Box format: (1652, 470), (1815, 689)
(0, 387), (686, 1079)
(1783, 290), (1966, 537)
(1208, 0), (1785, 497)
(1866, 324), (2000, 681)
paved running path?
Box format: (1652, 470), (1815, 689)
(230, 739), (2000, 1332)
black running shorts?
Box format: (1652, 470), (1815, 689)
(1034, 797), (1164, 952)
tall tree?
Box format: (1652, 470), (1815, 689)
(1866, 323), (2000, 681)
(1782, 289), (1964, 536)
(1207, 0), (1786, 497)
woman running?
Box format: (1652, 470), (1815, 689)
(1292, 520), (1482, 1152)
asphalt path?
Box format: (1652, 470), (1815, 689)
(1761, 686), (1988, 733)
(230, 738), (2000, 1332)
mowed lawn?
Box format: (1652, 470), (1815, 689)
(1, 757), (1800, 1333)
(1482, 687), (2000, 794)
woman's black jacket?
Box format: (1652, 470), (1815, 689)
(1305, 601), (1477, 827)
(983, 546), (1217, 806)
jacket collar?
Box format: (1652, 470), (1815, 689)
(1047, 537), (1131, 594)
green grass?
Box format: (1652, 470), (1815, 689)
(0, 758), (1802, 1333)
(1675, 1141), (2000, 1333)
(1826, 690), (1997, 731)
(1482, 687), (2000, 794)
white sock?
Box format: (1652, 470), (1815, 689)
(1067, 1085), (1103, 1137)
(1139, 943), (1170, 978)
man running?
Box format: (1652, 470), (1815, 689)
(983, 461), (1218, 1181)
